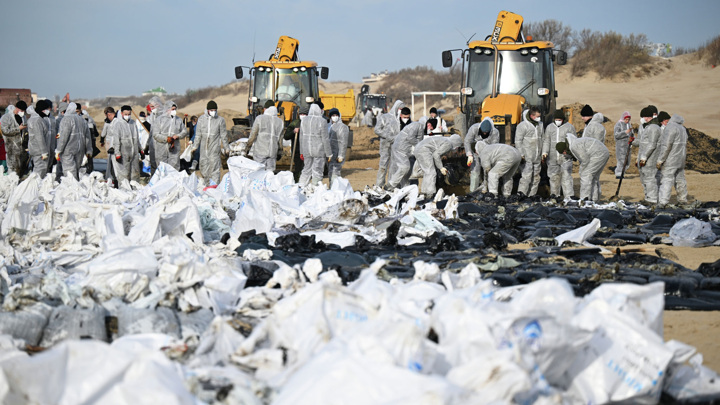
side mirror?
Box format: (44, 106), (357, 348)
(441, 50), (453, 68)
(556, 50), (568, 66)
(234, 66), (243, 79)
(321, 67), (329, 80)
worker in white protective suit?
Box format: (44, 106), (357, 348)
(580, 104), (606, 143)
(327, 108), (349, 185)
(465, 118), (500, 192)
(560, 133), (609, 201)
(152, 100), (187, 170)
(245, 105), (284, 171)
(108, 105), (140, 185)
(475, 140), (522, 197)
(543, 110), (577, 198)
(515, 107), (545, 196)
(655, 112), (688, 207)
(613, 111), (633, 178)
(55, 102), (91, 180)
(26, 104), (49, 178)
(373, 100), (405, 187)
(193, 100), (228, 185)
(428, 107), (448, 134)
(387, 117), (427, 190)
(299, 103), (332, 186)
(0, 100), (28, 177)
(412, 134), (463, 197)
(636, 107), (662, 204)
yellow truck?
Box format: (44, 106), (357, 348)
(441, 11), (568, 144)
(318, 89), (356, 124)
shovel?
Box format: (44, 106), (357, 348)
(609, 132), (635, 202)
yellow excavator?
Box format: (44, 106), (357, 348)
(235, 36), (329, 125)
(441, 11), (568, 144)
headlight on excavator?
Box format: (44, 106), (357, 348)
(305, 97), (314, 103)
(460, 87), (474, 96)
(520, 49), (529, 55)
(537, 88), (550, 96)
(484, 49), (492, 55)
(530, 48), (539, 54)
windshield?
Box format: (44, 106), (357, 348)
(365, 96), (386, 111)
(252, 67), (319, 111)
(466, 49), (552, 110)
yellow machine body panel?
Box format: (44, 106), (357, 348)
(481, 94), (526, 126)
(490, 11), (523, 43)
(270, 35), (299, 62)
(253, 61), (317, 69)
(319, 89), (356, 123)
(467, 40), (554, 51)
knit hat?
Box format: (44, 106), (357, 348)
(480, 119), (492, 134)
(264, 100), (275, 108)
(555, 141), (568, 153)
(427, 118), (437, 130)
(429, 107), (438, 115)
(647, 105), (658, 115)
(580, 104), (593, 117)
(207, 100), (218, 110)
(35, 99), (48, 111)
(328, 108), (340, 117)
(553, 110), (565, 120)
(15, 100), (27, 111)
(657, 111), (671, 122)
(400, 107), (411, 115)
(640, 107), (652, 118)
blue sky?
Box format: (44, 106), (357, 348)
(2, 0), (718, 100)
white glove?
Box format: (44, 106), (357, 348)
(466, 155), (473, 166)
(41, 153), (48, 160)
(440, 167), (448, 176)
(337, 156), (344, 163)
(188, 140), (193, 145)
(81, 155), (88, 166)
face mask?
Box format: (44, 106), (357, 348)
(18, 111), (25, 117)
(151, 108), (157, 114)
(43, 109), (51, 116)
(331, 116), (339, 123)
(209, 111), (216, 117)
(123, 115), (130, 121)
(555, 120), (563, 126)
(653, 114), (657, 119)
(139, 117), (146, 122)
(533, 117), (541, 123)
(170, 110), (177, 117)
(401, 118), (409, 123)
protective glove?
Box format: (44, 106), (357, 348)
(41, 153), (47, 160)
(188, 140), (193, 145)
(542, 153), (548, 160)
(100, 136), (105, 146)
(107, 147), (115, 155)
(629, 136), (635, 144)
(55, 152), (60, 161)
(115, 155), (122, 164)
(167, 136), (173, 143)
(327, 156), (332, 162)
(639, 159), (646, 167)
(81, 155), (88, 167)
(466, 155), (473, 166)
(521, 156), (526, 163)
(440, 167), (448, 176)
(300, 154), (304, 161)
(139, 150), (145, 159)
(337, 156), (344, 163)
(656, 161), (663, 170)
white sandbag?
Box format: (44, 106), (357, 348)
(116, 306), (181, 339)
(585, 281), (665, 336)
(39, 305), (109, 348)
(669, 217), (717, 247)
(0, 303), (52, 346)
(1, 173), (40, 235)
(565, 299), (674, 404)
(555, 218), (601, 245)
(188, 316), (246, 368)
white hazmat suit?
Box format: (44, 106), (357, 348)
(475, 141), (522, 197)
(656, 115), (688, 205)
(299, 104), (331, 186)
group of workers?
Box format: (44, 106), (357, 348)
(245, 99), (349, 187)
(1, 100), (96, 181)
(373, 101), (689, 207)
(2, 96), (689, 207)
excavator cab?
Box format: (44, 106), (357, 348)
(442, 11), (568, 144)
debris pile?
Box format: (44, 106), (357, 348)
(0, 157), (719, 404)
